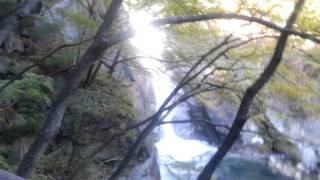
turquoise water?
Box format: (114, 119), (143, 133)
(158, 151), (291, 180)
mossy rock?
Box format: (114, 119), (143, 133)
(34, 75), (139, 179)
(38, 149), (70, 179)
(0, 73), (54, 143)
(0, 0), (18, 13)
(31, 174), (56, 180)
(37, 51), (75, 73)
(0, 156), (13, 172)
(0, 147), (16, 172)
(253, 114), (301, 163)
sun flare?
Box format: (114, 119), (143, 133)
(130, 11), (165, 57)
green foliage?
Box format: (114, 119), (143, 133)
(63, 10), (98, 29)
(235, 0), (288, 24)
(0, 146), (15, 172)
(0, 155), (13, 171)
(28, 19), (61, 42)
(230, 41), (276, 63)
(164, 25), (220, 63)
(1, 119), (40, 143)
(60, 74), (137, 147)
(0, 0), (18, 14)
(38, 149), (69, 178)
(270, 83), (303, 100)
(308, 46), (320, 63)
(171, 23), (218, 38)
(263, 62), (320, 117)
(32, 174), (56, 180)
(0, 73), (53, 111)
(38, 50), (75, 72)
(296, 0), (320, 34)
(0, 73), (54, 142)
(160, 0), (207, 16)
(68, 75), (135, 122)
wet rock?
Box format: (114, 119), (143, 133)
(187, 104), (224, 145)
(300, 146), (318, 171)
(0, 56), (13, 77)
(10, 61), (34, 75)
(125, 147), (160, 180)
(294, 171), (302, 180)
(251, 135), (264, 145)
(281, 162), (297, 177)
(0, 56), (35, 79)
(0, 169), (24, 180)
(4, 33), (24, 53)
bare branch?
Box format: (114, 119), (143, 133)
(108, 35), (259, 179)
(16, 0), (124, 177)
(198, 0), (306, 179)
(0, 38), (92, 93)
(106, 13), (319, 47)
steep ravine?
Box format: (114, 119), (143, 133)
(1, 1), (320, 179)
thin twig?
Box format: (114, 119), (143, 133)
(0, 38), (92, 92)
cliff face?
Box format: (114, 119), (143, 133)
(0, 64), (160, 179)
(1, 0), (320, 179)
(0, 0), (161, 178)
(175, 84), (320, 179)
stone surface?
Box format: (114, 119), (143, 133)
(0, 169), (24, 180)
(4, 33), (24, 53)
(300, 146), (318, 170)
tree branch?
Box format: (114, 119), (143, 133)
(0, 38), (92, 93)
(197, 0), (306, 179)
(15, 0), (123, 177)
(108, 35), (267, 179)
(106, 12), (319, 47)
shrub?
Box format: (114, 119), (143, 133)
(0, 73), (54, 143)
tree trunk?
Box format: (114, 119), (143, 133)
(108, 48), (122, 75)
(15, 0), (124, 177)
(83, 64), (95, 87)
(88, 61), (102, 86)
(108, 114), (160, 180)
(197, 0), (306, 179)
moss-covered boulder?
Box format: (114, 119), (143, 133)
(0, 73), (54, 174)
(0, 70), (155, 179)
(33, 75), (142, 180)
(0, 73), (54, 144)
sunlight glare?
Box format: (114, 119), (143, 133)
(220, 0), (238, 12)
(216, 20), (261, 39)
(130, 11), (165, 58)
(216, 0), (260, 39)
(130, 10), (217, 163)
(303, 39), (316, 49)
